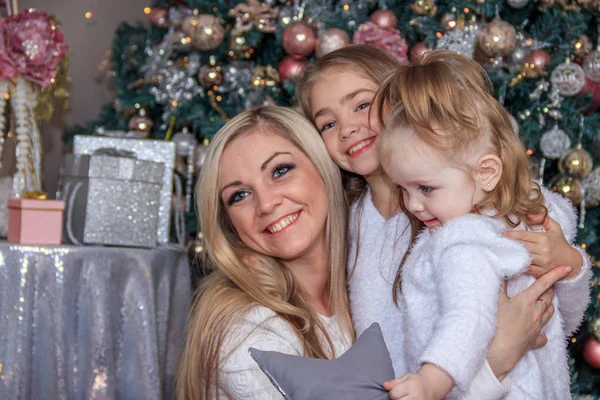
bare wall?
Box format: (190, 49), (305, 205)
(1, 0), (150, 196)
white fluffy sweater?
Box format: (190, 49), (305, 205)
(348, 192), (510, 399)
(400, 189), (592, 399)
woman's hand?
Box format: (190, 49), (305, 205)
(486, 265), (572, 381)
(504, 216), (582, 280)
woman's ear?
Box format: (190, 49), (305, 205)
(477, 154), (502, 192)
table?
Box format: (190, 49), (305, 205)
(0, 242), (191, 399)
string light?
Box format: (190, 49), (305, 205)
(85, 11), (93, 19)
(144, 7), (152, 15)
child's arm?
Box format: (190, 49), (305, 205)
(505, 191), (593, 335)
(384, 364), (454, 400)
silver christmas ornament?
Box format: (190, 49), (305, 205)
(507, 0), (529, 8)
(583, 50), (600, 82)
(172, 127), (199, 157)
(551, 59), (586, 96)
(582, 167), (600, 207)
(435, 24), (479, 58)
(194, 142), (210, 175)
(540, 125), (571, 159)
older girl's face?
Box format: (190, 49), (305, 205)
(219, 129), (329, 262)
(309, 69), (384, 178)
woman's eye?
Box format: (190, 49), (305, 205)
(273, 164), (294, 178)
(419, 185), (434, 194)
(356, 102), (370, 111)
(320, 121), (336, 132)
(227, 190), (250, 206)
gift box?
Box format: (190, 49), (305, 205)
(73, 136), (175, 245)
(8, 198), (65, 245)
(62, 152), (165, 248)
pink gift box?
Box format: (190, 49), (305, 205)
(7, 198), (65, 245)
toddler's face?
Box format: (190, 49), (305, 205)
(382, 131), (485, 232)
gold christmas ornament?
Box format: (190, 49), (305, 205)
(251, 65), (279, 88)
(477, 17), (517, 58)
(551, 175), (584, 205)
(558, 146), (594, 177)
(440, 13), (457, 31)
(181, 14), (225, 51)
(410, 0), (437, 16)
(574, 35), (592, 58)
(229, 0), (279, 34)
(198, 64), (224, 87)
(128, 109), (153, 136)
(228, 34), (253, 60)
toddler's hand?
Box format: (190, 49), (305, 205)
(384, 374), (432, 400)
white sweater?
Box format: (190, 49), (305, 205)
(217, 306), (351, 399)
(400, 190), (592, 400)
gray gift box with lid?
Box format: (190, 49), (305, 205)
(62, 152), (165, 248)
(73, 136), (176, 245)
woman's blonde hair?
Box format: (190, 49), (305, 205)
(176, 106), (353, 400)
(297, 44), (401, 205)
(375, 50), (547, 303)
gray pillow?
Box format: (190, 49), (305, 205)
(249, 322), (394, 400)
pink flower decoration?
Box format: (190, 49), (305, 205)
(352, 21), (408, 63)
(0, 9), (65, 88)
(0, 18), (18, 81)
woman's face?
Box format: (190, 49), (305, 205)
(309, 69), (383, 178)
(219, 129), (329, 262)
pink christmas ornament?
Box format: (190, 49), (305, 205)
(0, 9), (65, 88)
(147, 8), (168, 27)
(278, 56), (307, 82)
(282, 22), (317, 59)
(369, 9), (398, 29)
(352, 21), (408, 63)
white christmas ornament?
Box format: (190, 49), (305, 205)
(540, 125), (571, 159)
(551, 59), (586, 97)
(583, 50), (600, 82)
(435, 25), (479, 58)
(582, 167), (600, 207)
(172, 127), (198, 157)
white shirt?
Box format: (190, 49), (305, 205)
(217, 306), (351, 399)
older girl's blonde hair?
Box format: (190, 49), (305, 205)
(176, 106), (353, 400)
(375, 50), (547, 303)
(297, 44), (401, 205)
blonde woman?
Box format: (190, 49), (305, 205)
(177, 106), (354, 399)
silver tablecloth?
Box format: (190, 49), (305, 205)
(0, 242), (191, 400)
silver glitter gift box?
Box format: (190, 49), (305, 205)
(73, 136), (176, 245)
(62, 153), (165, 248)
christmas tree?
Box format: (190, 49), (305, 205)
(67, 0), (600, 395)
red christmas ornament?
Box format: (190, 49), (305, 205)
(583, 337), (600, 369)
(580, 76), (600, 113)
(410, 42), (432, 63)
(278, 56), (307, 82)
(369, 9), (398, 29)
(523, 49), (552, 77)
(282, 22), (317, 59)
